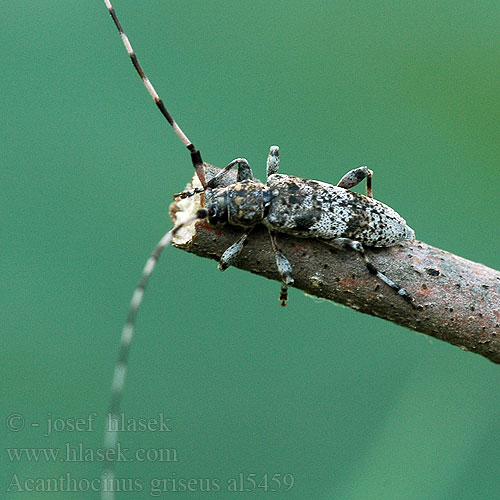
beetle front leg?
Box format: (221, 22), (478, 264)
(218, 229), (253, 271)
(337, 166), (373, 198)
(173, 186), (204, 200)
(206, 158), (254, 190)
(268, 230), (294, 306)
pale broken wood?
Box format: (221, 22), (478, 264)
(170, 164), (500, 364)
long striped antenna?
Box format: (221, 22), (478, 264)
(103, 0), (206, 187)
(101, 209), (207, 500)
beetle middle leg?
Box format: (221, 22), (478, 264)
(324, 237), (415, 306)
(337, 166), (373, 198)
(266, 145), (280, 179)
(268, 230), (294, 306)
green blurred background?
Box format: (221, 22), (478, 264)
(2, 1), (500, 498)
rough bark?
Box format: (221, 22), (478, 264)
(170, 164), (500, 364)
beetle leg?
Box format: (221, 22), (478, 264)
(337, 166), (373, 198)
(218, 229), (253, 271)
(324, 237), (415, 306)
(268, 230), (294, 306)
(266, 145), (280, 179)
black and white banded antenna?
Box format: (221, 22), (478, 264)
(101, 1), (207, 498)
(103, 0), (206, 187)
(101, 210), (206, 499)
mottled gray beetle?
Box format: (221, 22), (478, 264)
(101, 1), (414, 496)
(174, 149), (415, 306)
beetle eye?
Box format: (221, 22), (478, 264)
(208, 206), (216, 218)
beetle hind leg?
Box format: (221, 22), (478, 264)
(337, 166), (373, 198)
(324, 237), (415, 307)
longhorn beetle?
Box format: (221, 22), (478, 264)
(101, 0), (415, 496)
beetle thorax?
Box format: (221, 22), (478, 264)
(206, 179), (271, 228)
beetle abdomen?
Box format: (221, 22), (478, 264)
(264, 174), (413, 247)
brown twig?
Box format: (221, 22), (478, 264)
(171, 164), (500, 364)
